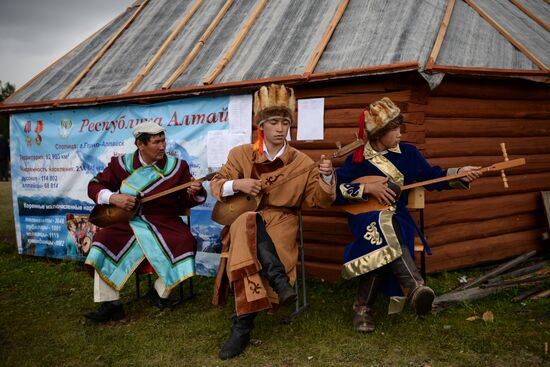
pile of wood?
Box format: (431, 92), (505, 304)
(432, 250), (550, 313)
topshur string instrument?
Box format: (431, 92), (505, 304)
(211, 139), (365, 226)
(340, 143), (525, 215)
(89, 172), (217, 228)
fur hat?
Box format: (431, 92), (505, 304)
(364, 97), (400, 135)
(133, 121), (165, 138)
(352, 97), (401, 163)
(253, 84), (296, 126)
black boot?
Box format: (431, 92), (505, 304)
(219, 313), (257, 360)
(388, 247), (434, 315)
(255, 215), (297, 306)
(147, 287), (173, 310)
(353, 272), (382, 332)
(83, 301), (125, 322)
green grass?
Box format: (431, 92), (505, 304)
(0, 181), (548, 366)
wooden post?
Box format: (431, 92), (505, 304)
(58, 0), (150, 99)
(125, 0), (205, 93)
(303, 0), (349, 76)
(500, 142), (509, 188)
(425, 0), (456, 71)
(202, 0), (267, 85)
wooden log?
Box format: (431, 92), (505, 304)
(324, 91), (413, 109)
(432, 284), (519, 313)
(302, 231), (351, 246)
(426, 172), (550, 203)
(296, 81), (388, 99)
(303, 260), (341, 282)
(425, 212), (543, 247)
(430, 76), (550, 100)
(425, 228), (544, 273)
(424, 192), (540, 228)
(426, 97), (550, 119)
(427, 154), (550, 175)
(424, 137), (550, 158)
(303, 242), (346, 263)
(292, 130), (424, 149)
(302, 215), (349, 234)
(425, 118), (550, 138)
(460, 250), (536, 289)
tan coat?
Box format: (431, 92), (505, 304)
(211, 144), (335, 315)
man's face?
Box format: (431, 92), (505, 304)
(261, 118), (290, 147)
(137, 133), (166, 164)
(379, 127), (401, 149)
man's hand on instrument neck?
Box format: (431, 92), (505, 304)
(186, 181), (204, 197)
(319, 155), (334, 182)
(233, 178), (262, 196)
(109, 193), (138, 211)
(458, 166), (482, 183)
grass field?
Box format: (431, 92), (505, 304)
(0, 181), (548, 366)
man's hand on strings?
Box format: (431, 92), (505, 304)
(458, 166), (482, 183)
(363, 177), (397, 205)
(187, 181), (204, 196)
(233, 178), (262, 196)
(318, 155), (333, 177)
(110, 194), (137, 211)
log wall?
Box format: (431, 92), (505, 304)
(423, 75), (550, 272)
(287, 73), (550, 281)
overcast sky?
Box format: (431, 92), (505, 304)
(0, 0), (134, 89)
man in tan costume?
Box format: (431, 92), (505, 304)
(210, 84), (336, 359)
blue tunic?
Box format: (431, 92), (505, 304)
(335, 142), (466, 293)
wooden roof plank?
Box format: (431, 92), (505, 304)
(465, 0), (549, 71)
(509, 0), (550, 32)
(125, 0), (205, 93)
(58, 0), (150, 100)
(425, 0), (456, 71)
(162, 0), (234, 90)
(202, 0), (267, 85)
(303, 0), (349, 76)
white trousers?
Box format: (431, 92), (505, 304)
(93, 271), (171, 302)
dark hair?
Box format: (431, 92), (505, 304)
(367, 115), (403, 142)
(135, 132), (165, 145)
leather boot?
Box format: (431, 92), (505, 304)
(219, 313), (257, 360)
(83, 301), (125, 322)
(353, 272), (382, 332)
(256, 215), (297, 306)
(388, 247), (434, 315)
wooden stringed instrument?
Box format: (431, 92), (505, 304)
(340, 151), (525, 215)
(89, 172), (217, 228)
(211, 139), (365, 226)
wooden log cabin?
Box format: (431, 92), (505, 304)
(1, 0), (549, 279)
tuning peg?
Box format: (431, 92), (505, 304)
(335, 141), (342, 149)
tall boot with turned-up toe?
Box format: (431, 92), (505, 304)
(255, 215), (297, 306)
(219, 313), (257, 360)
(353, 272), (382, 332)
(389, 246), (434, 315)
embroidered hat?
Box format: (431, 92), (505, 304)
(132, 121), (165, 138)
(352, 97), (401, 163)
(253, 84), (296, 126)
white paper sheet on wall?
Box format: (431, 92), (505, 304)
(207, 95), (253, 168)
(297, 98), (324, 141)
(228, 94), (252, 136)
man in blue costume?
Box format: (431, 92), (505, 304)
(335, 97), (481, 332)
(84, 122), (206, 322)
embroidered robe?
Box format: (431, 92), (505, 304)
(85, 151), (206, 291)
(335, 143), (467, 293)
(211, 144), (335, 315)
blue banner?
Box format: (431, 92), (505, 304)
(10, 96), (230, 276)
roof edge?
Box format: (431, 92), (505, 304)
(0, 62), (419, 113)
(428, 64), (550, 79)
